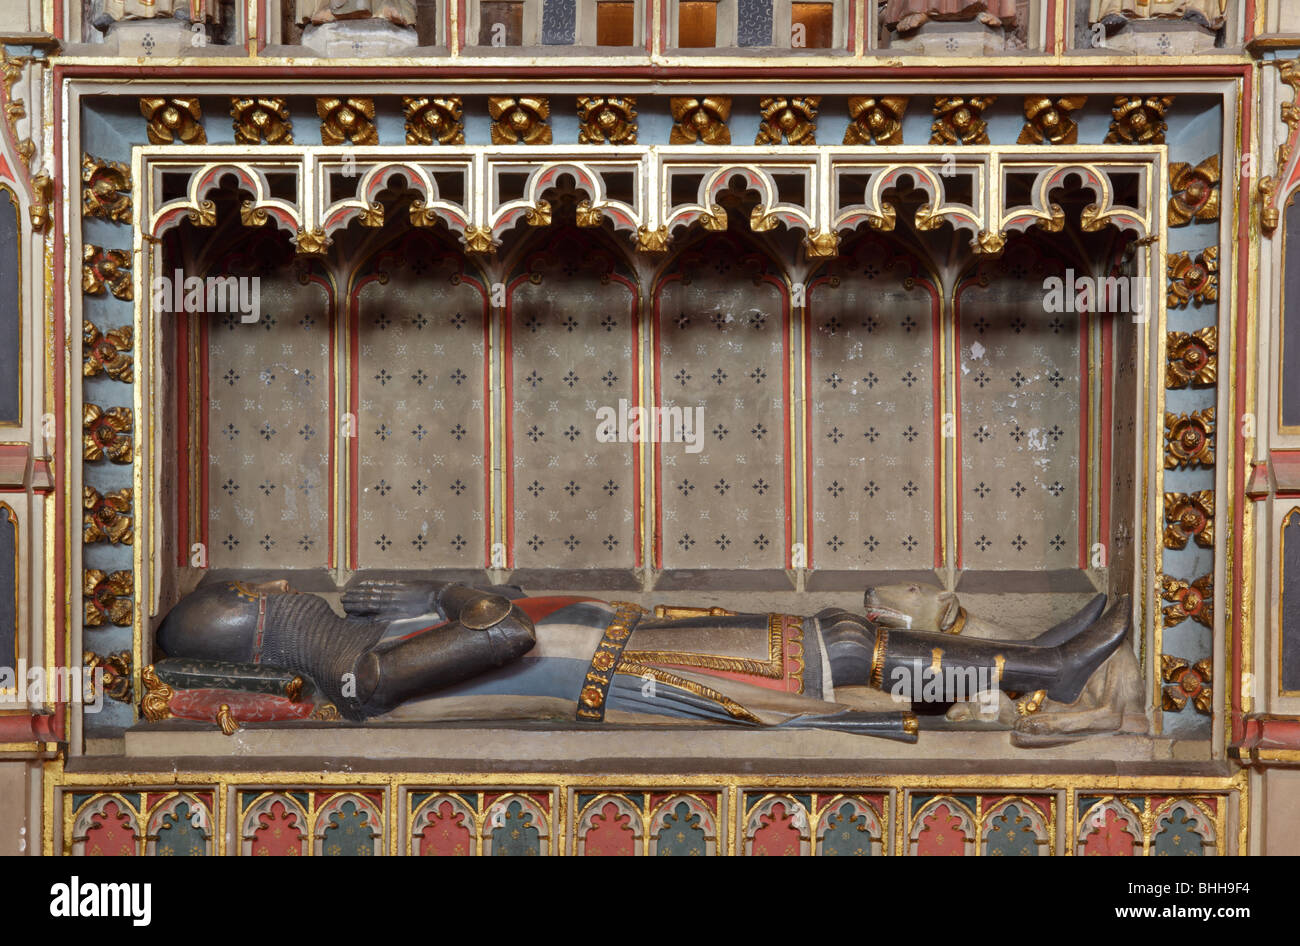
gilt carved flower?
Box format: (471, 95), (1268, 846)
(82, 245), (133, 301)
(84, 650), (132, 702)
(1105, 95), (1174, 145)
(1166, 246), (1218, 307)
(83, 486), (134, 546)
(82, 154), (132, 224)
(1163, 490), (1214, 550)
(670, 97), (731, 146)
(1161, 574), (1213, 629)
(82, 321), (134, 383)
(83, 570), (134, 628)
(231, 96), (294, 145)
(844, 96), (907, 146)
(577, 96), (637, 145)
(1161, 655), (1212, 714)
(1166, 326), (1217, 388)
(83, 403), (134, 464)
(1164, 408), (1214, 469)
(930, 96), (995, 146)
(1169, 156), (1221, 226)
(317, 97), (378, 146)
(1018, 96), (1086, 146)
(139, 96), (206, 145)
(403, 96), (464, 146)
(756, 96), (819, 146)
(489, 96), (551, 146)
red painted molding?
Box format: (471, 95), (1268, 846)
(1232, 715), (1300, 763)
(0, 713), (60, 743)
(50, 60), (1253, 83)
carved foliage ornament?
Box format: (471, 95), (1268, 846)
(83, 403), (133, 464)
(1163, 490), (1213, 550)
(930, 96), (995, 146)
(1166, 246), (1218, 307)
(1018, 96), (1086, 146)
(404, 96), (465, 146)
(82, 154), (132, 224)
(84, 650), (132, 703)
(462, 225), (498, 255)
(1166, 326), (1217, 388)
(231, 96), (293, 145)
(803, 230), (839, 258)
(141, 665), (173, 722)
(844, 96), (907, 146)
(577, 96), (637, 145)
(1105, 95), (1174, 145)
(756, 96), (819, 146)
(2, 54), (35, 166)
(1161, 655), (1212, 714)
(636, 225), (670, 253)
(83, 485), (134, 546)
(489, 97), (551, 146)
(83, 246), (132, 301)
(1161, 574), (1213, 629)
(670, 97), (731, 146)
(29, 173), (51, 232)
(139, 96), (206, 145)
(82, 321), (134, 383)
(294, 226), (330, 257)
(83, 570), (134, 628)
(317, 97), (378, 146)
(1169, 155), (1221, 226)
(1164, 408), (1214, 469)
(973, 230), (1007, 257)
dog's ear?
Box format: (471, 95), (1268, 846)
(939, 591), (961, 631)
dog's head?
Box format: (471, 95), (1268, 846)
(863, 583), (961, 632)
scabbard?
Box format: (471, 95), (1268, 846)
(780, 710), (920, 743)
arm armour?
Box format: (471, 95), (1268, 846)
(259, 593), (386, 721)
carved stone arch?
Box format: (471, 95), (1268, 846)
(909, 796), (977, 856)
(835, 163), (983, 241)
(70, 793), (142, 856)
(575, 793), (645, 856)
(981, 796), (1052, 856)
(144, 791), (214, 856)
(646, 794), (718, 856)
(814, 795), (884, 857)
(499, 217), (640, 292)
(481, 794), (551, 856)
(1002, 164), (1150, 241)
(322, 162), (431, 236)
(1151, 796), (1218, 855)
(1077, 796), (1144, 855)
(240, 791), (310, 857)
(664, 164), (814, 245)
(411, 793), (479, 856)
(492, 162), (642, 246)
(743, 794), (812, 856)
(313, 792), (383, 856)
(150, 163), (301, 237)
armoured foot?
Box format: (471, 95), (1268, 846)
(1046, 595), (1131, 704)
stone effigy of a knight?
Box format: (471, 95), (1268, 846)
(152, 575), (1133, 744)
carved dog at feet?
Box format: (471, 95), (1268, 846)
(863, 583), (1146, 746)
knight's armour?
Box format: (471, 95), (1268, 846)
(156, 581), (536, 720)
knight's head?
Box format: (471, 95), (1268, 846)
(863, 583), (961, 632)
(154, 579), (294, 660)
